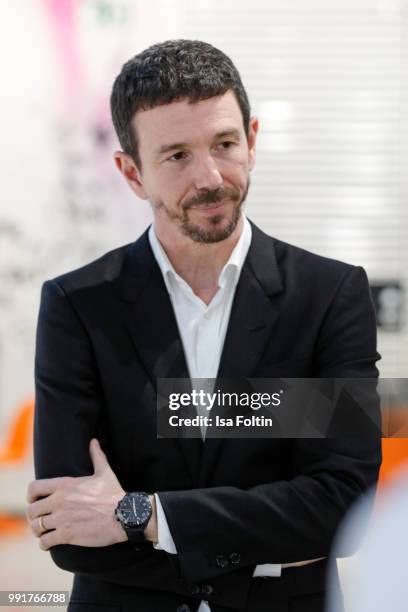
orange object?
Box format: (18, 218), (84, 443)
(379, 405), (408, 489)
(0, 399), (34, 464)
(0, 512), (28, 536)
(379, 438), (408, 489)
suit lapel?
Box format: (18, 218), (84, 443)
(199, 222), (284, 485)
(120, 230), (202, 484)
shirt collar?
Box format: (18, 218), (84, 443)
(148, 214), (252, 295)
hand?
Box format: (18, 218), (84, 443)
(26, 439), (128, 550)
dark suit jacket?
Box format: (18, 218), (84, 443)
(33, 221), (382, 612)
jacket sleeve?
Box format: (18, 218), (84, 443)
(34, 279), (256, 609)
(158, 266), (382, 584)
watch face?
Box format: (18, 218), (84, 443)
(117, 493), (151, 528)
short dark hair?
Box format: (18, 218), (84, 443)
(110, 39), (251, 169)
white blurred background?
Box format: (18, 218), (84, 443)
(0, 0), (407, 609)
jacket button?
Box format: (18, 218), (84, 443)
(229, 552), (241, 565)
(216, 554), (228, 568)
(176, 606), (190, 612)
(189, 584), (201, 596)
(201, 584), (214, 596)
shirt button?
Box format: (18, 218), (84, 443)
(229, 552), (241, 565)
(204, 310), (211, 319)
(189, 584), (201, 596)
(201, 584), (214, 596)
(216, 554), (228, 568)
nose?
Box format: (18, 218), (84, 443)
(192, 155), (223, 191)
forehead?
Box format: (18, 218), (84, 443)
(132, 90), (244, 151)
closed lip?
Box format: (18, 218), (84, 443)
(190, 200), (228, 212)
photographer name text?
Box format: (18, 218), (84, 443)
(168, 414), (273, 428)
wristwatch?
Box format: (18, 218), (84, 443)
(115, 492), (152, 543)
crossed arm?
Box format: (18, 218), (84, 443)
(26, 438), (158, 549)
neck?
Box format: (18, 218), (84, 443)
(153, 216), (244, 305)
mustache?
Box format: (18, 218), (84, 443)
(182, 187), (241, 210)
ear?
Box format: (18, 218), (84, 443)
(113, 151), (148, 200)
(247, 116), (259, 172)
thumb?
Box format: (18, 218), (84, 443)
(89, 438), (109, 475)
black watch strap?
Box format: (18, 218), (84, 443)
(124, 525), (147, 543)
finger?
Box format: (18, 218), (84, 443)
(26, 497), (53, 521)
(30, 514), (46, 537)
(26, 478), (65, 503)
(39, 528), (63, 551)
(32, 514), (55, 537)
(89, 438), (109, 475)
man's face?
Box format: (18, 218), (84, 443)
(117, 90), (258, 244)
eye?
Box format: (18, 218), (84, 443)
(168, 151), (187, 162)
(218, 141), (236, 150)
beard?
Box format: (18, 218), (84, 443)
(153, 178), (250, 244)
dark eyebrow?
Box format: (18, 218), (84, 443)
(156, 128), (241, 159)
(156, 141), (189, 157)
(215, 128), (241, 141)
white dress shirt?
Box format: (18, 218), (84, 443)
(148, 216), (323, 611)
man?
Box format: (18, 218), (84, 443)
(26, 40), (381, 612)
